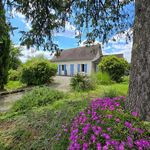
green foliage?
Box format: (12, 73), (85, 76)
(13, 0), (70, 50)
(9, 43), (22, 70)
(8, 0), (133, 50)
(12, 86), (65, 112)
(99, 56), (129, 82)
(5, 81), (25, 90)
(8, 69), (21, 81)
(0, 83), (129, 150)
(122, 76), (129, 83)
(72, 1), (133, 43)
(20, 57), (57, 85)
(102, 88), (119, 98)
(70, 74), (95, 91)
(0, 1), (10, 90)
(91, 71), (112, 85)
(12, 128), (31, 142)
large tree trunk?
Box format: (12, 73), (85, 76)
(127, 0), (150, 121)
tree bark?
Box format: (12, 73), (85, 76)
(127, 0), (150, 121)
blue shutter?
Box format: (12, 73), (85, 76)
(64, 64), (67, 75)
(57, 65), (59, 75)
(59, 65), (61, 75)
(77, 64), (80, 73)
(84, 64), (87, 73)
(70, 64), (74, 76)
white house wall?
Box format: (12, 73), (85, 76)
(55, 60), (93, 76)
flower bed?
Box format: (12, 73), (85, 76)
(61, 97), (150, 150)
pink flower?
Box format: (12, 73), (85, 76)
(131, 111), (139, 117)
(107, 114), (113, 119)
(103, 145), (108, 150)
(118, 142), (125, 150)
(109, 105), (115, 111)
(102, 133), (110, 140)
(64, 128), (68, 132)
(127, 136), (133, 148)
(97, 143), (101, 150)
(91, 134), (96, 143)
(115, 118), (120, 123)
(83, 143), (88, 150)
(125, 121), (132, 128)
(107, 127), (111, 131)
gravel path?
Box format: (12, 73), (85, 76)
(0, 76), (71, 112)
(49, 76), (71, 92)
(0, 92), (24, 112)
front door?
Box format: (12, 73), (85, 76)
(70, 64), (74, 76)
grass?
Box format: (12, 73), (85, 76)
(5, 80), (26, 91)
(0, 82), (129, 149)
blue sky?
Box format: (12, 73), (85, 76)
(9, 2), (134, 62)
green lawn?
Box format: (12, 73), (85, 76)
(0, 82), (129, 149)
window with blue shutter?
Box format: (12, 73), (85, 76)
(78, 64), (80, 72)
(84, 64), (87, 73)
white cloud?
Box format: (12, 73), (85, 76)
(103, 42), (132, 62)
(12, 8), (31, 30)
(17, 45), (53, 62)
(79, 40), (102, 47)
(103, 30), (133, 62)
(54, 22), (79, 38)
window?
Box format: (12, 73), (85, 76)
(81, 64), (85, 72)
(62, 65), (64, 71)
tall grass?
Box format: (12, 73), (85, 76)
(102, 88), (119, 98)
(12, 86), (65, 112)
(70, 74), (95, 91)
(91, 71), (112, 85)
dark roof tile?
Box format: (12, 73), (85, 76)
(51, 44), (102, 62)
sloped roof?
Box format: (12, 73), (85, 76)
(51, 44), (102, 62)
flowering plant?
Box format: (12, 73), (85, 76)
(61, 97), (150, 150)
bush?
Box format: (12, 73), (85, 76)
(91, 71), (112, 85)
(99, 56), (129, 82)
(122, 76), (129, 83)
(70, 74), (95, 91)
(61, 97), (150, 150)
(8, 69), (21, 81)
(12, 86), (65, 112)
(20, 57), (57, 85)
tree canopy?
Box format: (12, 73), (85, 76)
(0, 0), (10, 90)
(5, 0), (134, 49)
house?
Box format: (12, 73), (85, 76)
(51, 44), (123, 76)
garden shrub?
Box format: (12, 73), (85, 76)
(8, 69), (21, 81)
(122, 76), (129, 83)
(12, 86), (65, 112)
(70, 74), (95, 91)
(60, 97), (150, 150)
(20, 57), (57, 85)
(99, 56), (129, 82)
(91, 71), (112, 85)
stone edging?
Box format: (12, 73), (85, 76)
(0, 87), (33, 96)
